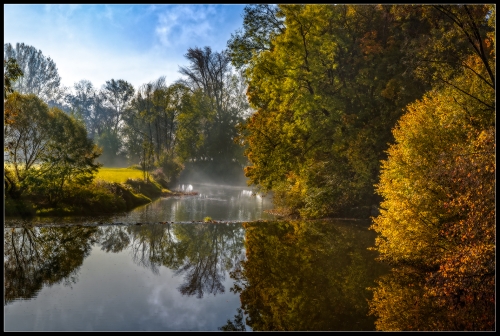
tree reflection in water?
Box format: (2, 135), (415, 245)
(98, 223), (246, 298)
(229, 220), (388, 331)
(5, 223), (245, 304)
(98, 226), (130, 253)
(369, 266), (495, 331)
(4, 226), (98, 305)
(172, 224), (245, 298)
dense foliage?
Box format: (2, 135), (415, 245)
(230, 5), (434, 218)
(3, 5), (495, 330)
(229, 4), (495, 330)
(369, 5), (495, 330)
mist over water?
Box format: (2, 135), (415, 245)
(178, 161), (249, 187)
(116, 183), (275, 224)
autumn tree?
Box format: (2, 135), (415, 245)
(369, 5), (495, 330)
(4, 93), (101, 202)
(227, 4), (285, 70)
(231, 5), (431, 218)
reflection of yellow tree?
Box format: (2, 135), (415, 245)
(4, 226), (98, 305)
(233, 220), (388, 331)
(369, 264), (495, 331)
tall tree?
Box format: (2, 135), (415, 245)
(227, 4), (285, 70)
(232, 5), (430, 218)
(65, 79), (100, 139)
(369, 5), (495, 331)
(4, 42), (62, 102)
(95, 79), (134, 166)
(178, 47), (247, 165)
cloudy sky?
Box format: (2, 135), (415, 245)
(4, 4), (246, 91)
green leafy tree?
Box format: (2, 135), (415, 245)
(233, 5), (431, 218)
(3, 57), (23, 100)
(178, 46), (249, 183)
(4, 93), (101, 203)
(227, 4), (285, 70)
(25, 108), (102, 205)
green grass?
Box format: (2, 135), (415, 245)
(95, 167), (146, 183)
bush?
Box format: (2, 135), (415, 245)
(4, 197), (36, 217)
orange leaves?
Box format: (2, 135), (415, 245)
(359, 30), (383, 58)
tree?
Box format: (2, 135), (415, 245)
(369, 64), (495, 330)
(4, 93), (101, 202)
(4, 57), (24, 126)
(4, 57), (23, 99)
(368, 5), (495, 330)
(4, 42), (62, 102)
(95, 78), (134, 166)
(178, 47), (247, 165)
(227, 4), (285, 70)
(233, 5), (431, 218)
(100, 79), (135, 136)
(4, 93), (54, 198)
(27, 108), (102, 205)
(65, 79), (100, 139)
(124, 80), (190, 182)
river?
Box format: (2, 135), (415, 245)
(4, 184), (388, 331)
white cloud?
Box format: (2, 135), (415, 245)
(155, 5), (217, 47)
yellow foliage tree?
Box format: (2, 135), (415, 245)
(370, 53), (495, 330)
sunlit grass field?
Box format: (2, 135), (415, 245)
(95, 167), (146, 183)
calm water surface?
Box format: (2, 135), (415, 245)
(4, 184), (388, 331)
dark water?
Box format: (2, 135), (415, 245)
(4, 185), (388, 331)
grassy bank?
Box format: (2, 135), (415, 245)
(95, 167), (146, 183)
(5, 166), (172, 218)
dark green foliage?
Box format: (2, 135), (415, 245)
(3, 57), (23, 99)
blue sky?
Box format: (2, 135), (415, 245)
(4, 4), (246, 91)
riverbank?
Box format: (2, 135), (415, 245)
(4, 167), (197, 219)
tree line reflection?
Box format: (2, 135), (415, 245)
(4, 226), (98, 305)
(5, 221), (483, 330)
(4, 223), (245, 305)
(223, 220), (388, 331)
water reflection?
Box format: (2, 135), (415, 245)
(230, 220), (389, 331)
(5, 219), (391, 331)
(114, 184), (275, 223)
(101, 222), (247, 298)
(369, 267), (495, 331)
(4, 226), (98, 305)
